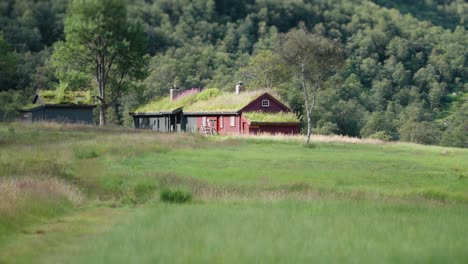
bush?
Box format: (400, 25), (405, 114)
(315, 122), (339, 135)
(440, 100), (467, 148)
(369, 131), (394, 142)
(398, 121), (442, 145)
(160, 188), (192, 203)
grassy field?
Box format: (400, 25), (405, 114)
(0, 122), (467, 263)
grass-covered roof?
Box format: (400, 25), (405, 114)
(38, 90), (93, 105)
(133, 89), (289, 114)
(184, 90), (281, 113)
(133, 91), (199, 113)
(21, 90), (93, 110)
(244, 111), (300, 123)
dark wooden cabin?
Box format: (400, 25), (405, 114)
(129, 88), (200, 132)
(19, 90), (96, 124)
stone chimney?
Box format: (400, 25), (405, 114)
(235, 81), (245, 95)
(170, 85), (180, 101)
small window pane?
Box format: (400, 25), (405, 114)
(230, 116), (235, 127)
(262, 99), (270, 107)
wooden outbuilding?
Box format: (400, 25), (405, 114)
(18, 90), (96, 124)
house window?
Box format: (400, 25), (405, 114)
(262, 99), (270, 107)
(202, 116), (207, 126)
(220, 116), (224, 128)
(230, 116), (235, 127)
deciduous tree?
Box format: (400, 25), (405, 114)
(280, 29), (344, 144)
(53, 0), (148, 125)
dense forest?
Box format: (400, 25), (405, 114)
(0, 0), (466, 147)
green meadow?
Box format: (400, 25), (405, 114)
(0, 123), (467, 263)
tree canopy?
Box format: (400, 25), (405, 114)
(53, 0), (149, 125)
(0, 0), (466, 147)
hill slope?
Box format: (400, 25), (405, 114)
(0, 0), (466, 148)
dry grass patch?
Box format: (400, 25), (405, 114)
(225, 133), (384, 144)
(0, 177), (84, 218)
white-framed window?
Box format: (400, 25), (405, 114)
(202, 116), (207, 126)
(262, 99), (270, 107)
(220, 116), (224, 128)
(230, 116), (236, 127)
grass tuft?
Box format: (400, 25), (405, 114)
(160, 188), (193, 203)
(74, 148), (99, 159)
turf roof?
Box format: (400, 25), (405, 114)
(133, 92), (199, 113)
(243, 111), (300, 123)
(37, 90), (93, 105)
(184, 90), (283, 112)
(133, 89), (289, 114)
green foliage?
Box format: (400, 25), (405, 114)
(361, 112), (395, 139)
(280, 29), (344, 142)
(240, 50), (290, 89)
(399, 121), (443, 145)
(55, 82), (67, 103)
(441, 99), (468, 148)
(315, 121), (340, 135)
(0, 35), (17, 91)
(0, 91), (24, 120)
(196, 88), (219, 101)
(54, 0), (148, 125)
(0, 0), (467, 147)
(160, 188), (192, 203)
(55, 70), (92, 91)
(368, 131), (394, 142)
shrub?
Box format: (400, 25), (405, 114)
(398, 121), (442, 145)
(369, 131), (394, 142)
(160, 188), (192, 203)
(315, 122), (339, 135)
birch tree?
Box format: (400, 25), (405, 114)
(280, 29), (343, 144)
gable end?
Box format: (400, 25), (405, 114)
(240, 93), (291, 113)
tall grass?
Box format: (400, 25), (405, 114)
(62, 201), (468, 264)
(0, 122), (467, 263)
(0, 177), (84, 241)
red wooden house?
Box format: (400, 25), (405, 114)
(183, 91), (299, 135)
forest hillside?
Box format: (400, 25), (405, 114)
(0, 0), (466, 147)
